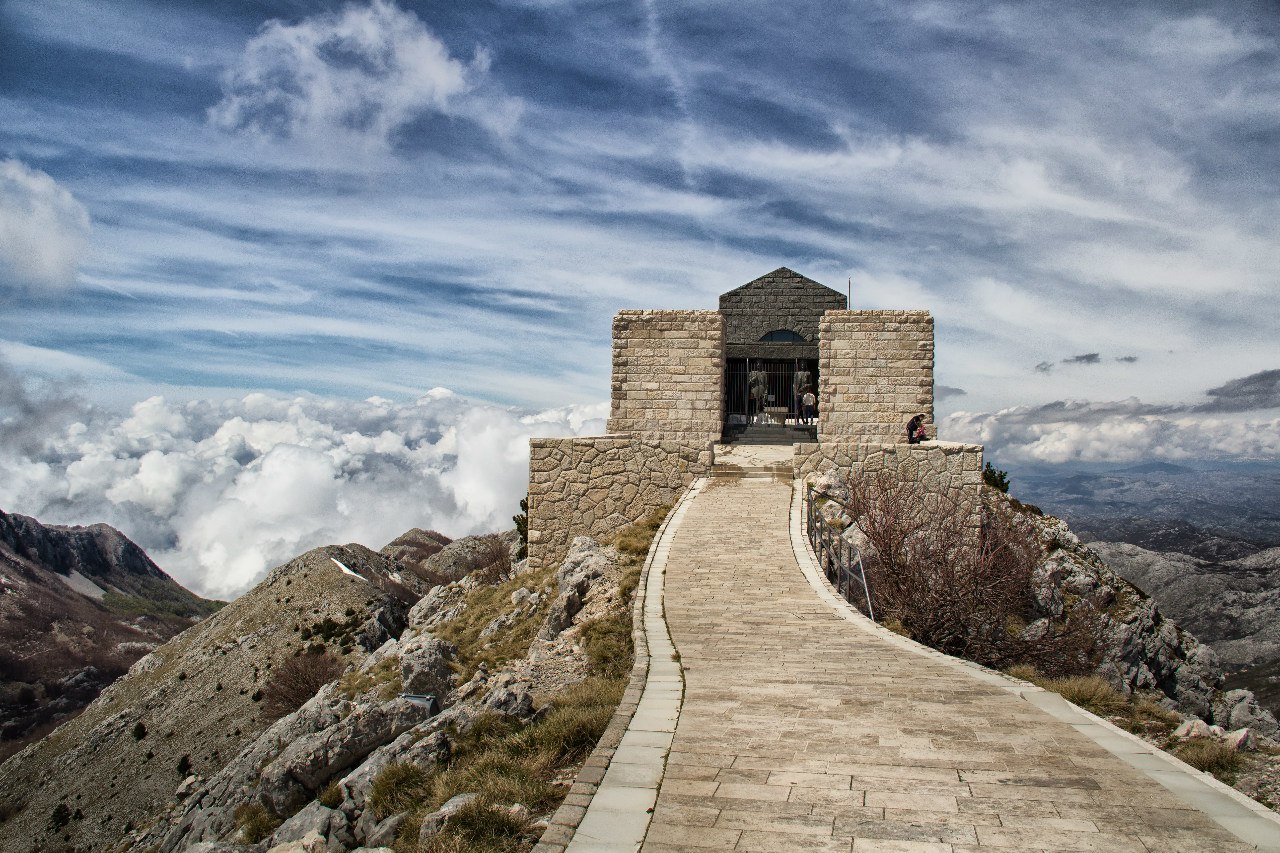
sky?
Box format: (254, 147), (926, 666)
(2, 0), (1279, 596)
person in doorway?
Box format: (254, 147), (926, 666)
(906, 414), (927, 444)
(801, 390), (816, 425)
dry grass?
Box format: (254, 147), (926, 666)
(1174, 739), (1244, 781)
(233, 803), (279, 844)
(435, 565), (556, 679)
(611, 505), (671, 557)
(339, 655), (402, 701)
(579, 612), (633, 679)
(1008, 667), (1180, 738)
(384, 677), (627, 852)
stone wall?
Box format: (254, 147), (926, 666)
(607, 311), (724, 444)
(527, 436), (711, 571)
(796, 440), (983, 527)
(818, 310), (934, 443)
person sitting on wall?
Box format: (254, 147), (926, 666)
(802, 390), (816, 425)
(906, 414), (927, 444)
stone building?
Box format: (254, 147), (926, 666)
(527, 267), (982, 571)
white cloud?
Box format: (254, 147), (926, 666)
(209, 0), (514, 151)
(0, 387), (606, 599)
(942, 401), (1280, 465)
(0, 159), (91, 291)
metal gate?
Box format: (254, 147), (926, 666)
(724, 357), (818, 425)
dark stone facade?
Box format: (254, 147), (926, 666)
(718, 267), (847, 359)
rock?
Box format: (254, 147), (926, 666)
(418, 793), (478, 842)
(1173, 718), (1212, 739)
(258, 697), (433, 814)
(175, 775), (200, 799)
(1208, 724), (1226, 738)
(537, 537), (610, 640)
(511, 587), (531, 605)
(267, 829), (327, 853)
(365, 811), (409, 847)
(269, 802), (343, 848)
(397, 633), (457, 700)
(350, 848), (395, 853)
(1225, 728), (1257, 751)
(1213, 688), (1280, 737)
(503, 803), (531, 822)
(181, 844), (243, 852)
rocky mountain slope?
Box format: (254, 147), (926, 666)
(1090, 541), (1280, 713)
(0, 509), (221, 759)
(0, 540), (421, 853)
(0, 515), (624, 853)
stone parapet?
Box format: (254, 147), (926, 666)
(527, 435), (710, 571)
(818, 310), (934, 443)
(795, 439), (983, 527)
(607, 310), (723, 444)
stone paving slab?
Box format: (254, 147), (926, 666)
(636, 476), (1279, 852)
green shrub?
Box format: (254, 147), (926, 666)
(513, 497), (528, 560)
(983, 462), (1010, 492)
(233, 803), (279, 844)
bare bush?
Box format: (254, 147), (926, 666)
(470, 534), (514, 585)
(260, 652), (344, 720)
(830, 470), (1100, 675)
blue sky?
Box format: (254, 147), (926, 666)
(2, 0), (1280, 414)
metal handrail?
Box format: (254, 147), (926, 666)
(805, 485), (875, 621)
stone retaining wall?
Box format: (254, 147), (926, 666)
(527, 436), (710, 571)
(796, 440), (983, 526)
(606, 310), (723, 444)
(818, 310), (934, 443)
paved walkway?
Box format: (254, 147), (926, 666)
(557, 474), (1280, 852)
(637, 477), (1274, 853)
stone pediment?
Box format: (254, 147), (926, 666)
(718, 267), (847, 306)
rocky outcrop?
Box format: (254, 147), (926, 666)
(120, 534), (618, 853)
(1088, 541), (1280, 672)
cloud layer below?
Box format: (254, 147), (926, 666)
(0, 365), (604, 598)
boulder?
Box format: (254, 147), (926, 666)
(365, 811), (409, 847)
(267, 830), (327, 853)
(397, 633), (457, 700)
(1213, 689), (1280, 737)
(418, 793), (478, 843)
(1172, 718), (1211, 739)
(269, 802), (348, 850)
(1225, 728), (1257, 751)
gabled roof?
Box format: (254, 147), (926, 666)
(719, 267), (847, 304)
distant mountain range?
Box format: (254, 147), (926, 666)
(0, 509), (223, 761)
(1002, 459), (1280, 715)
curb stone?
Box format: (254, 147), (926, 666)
(789, 478), (1280, 853)
(533, 480), (701, 853)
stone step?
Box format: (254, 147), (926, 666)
(711, 464), (792, 479)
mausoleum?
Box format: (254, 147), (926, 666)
(526, 267), (982, 571)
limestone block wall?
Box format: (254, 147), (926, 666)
(527, 436), (710, 571)
(818, 310), (934, 443)
(607, 310), (723, 444)
(796, 440), (983, 527)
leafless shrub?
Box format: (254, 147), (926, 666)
(260, 652), (344, 720)
(471, 534), (514, 585)
(831, 470), (1100, 675)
